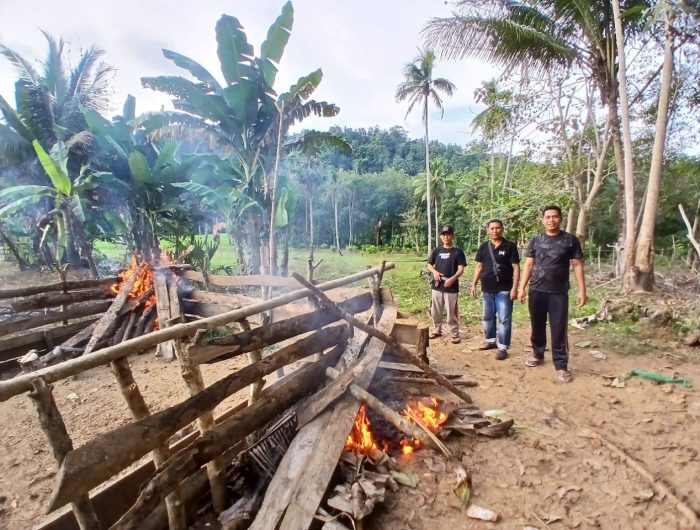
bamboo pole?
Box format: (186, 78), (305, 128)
(29, 378), (101, 530)
(0, 264), (394, 402)
(109, 358), (187, 529)
(290, 272), (473, 404)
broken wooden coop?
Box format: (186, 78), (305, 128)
(0, 262), (505, 530)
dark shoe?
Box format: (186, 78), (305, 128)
(429, 331), (442, 339)
(495, 349), (508, 360)
(478, 342), (497, 350)
(451, 336), (461, 344)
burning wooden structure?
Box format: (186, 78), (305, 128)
(0, 262), (509, 530)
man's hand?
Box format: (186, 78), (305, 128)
(517, 287), (526, 304)
(432, 271), (443, 283)
(509, 287), (517, 301)
(444, 276), (455, 289)
(577, 291), (587, 308)
(470, 285), (478, 298)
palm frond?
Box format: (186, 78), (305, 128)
(0, 45), (40, 84)
(0, 123), (34, 163)
(40, 30), (68, 106)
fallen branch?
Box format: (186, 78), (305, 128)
(290, 272), (472, 404)
(583, 428), (699, 526)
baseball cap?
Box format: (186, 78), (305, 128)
(439, 225), (454, 234)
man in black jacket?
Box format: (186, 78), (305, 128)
(517, 205), (587, 383)
(427, 225), (466, 344)
(471, 219), (520, 360)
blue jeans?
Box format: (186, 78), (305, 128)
(482, 291), (513, 350)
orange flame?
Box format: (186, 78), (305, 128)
(111, 257), (159, 330)
(344, 404), (380, 455)
(344, 397), (449, 458)
(403, 397), (449, 432)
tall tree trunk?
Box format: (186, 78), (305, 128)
(686, 197), (700, 267)
(60, 205), (82, 268)
(633, 11), (675, 292)
(281, 223), (291, 276)
(424, 97), (432, 251)
(333, 196), (342, 255)
(566, 206), (576, 234)
(348, 188), (355, 247)
(434, 197), (438, 244)
(308, 186), (315, 254)
(268, 102), (285, 277)
(612, 0), (637, 290)
(576, 134), (612, 245)
(249, 216), (261, 275)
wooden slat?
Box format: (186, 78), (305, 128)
(249, 297), (397, 530)
(183, 271), (301, 288)
(0, 318), (98, 354)
(10, 289), (113, 312)
(390, 321), (419, 345)
(0, 263), (394, 402)
(0, 278), (117, 300)
(0, 301), (112, 336)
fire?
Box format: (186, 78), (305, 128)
(344, 397), (449, 458)
(111, 257), (159, 330)
(403, 397), (449, 432)
(344, 404), (380, 455)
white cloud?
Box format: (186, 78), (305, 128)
(0, 0), (496, 145)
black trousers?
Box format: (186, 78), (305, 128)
(528, 290), (569, 370)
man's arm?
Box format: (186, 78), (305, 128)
(444, 264), (464, 289)
(471, 262), (483, 297)
(571, 258), (587, 307)
(517, 257), (534, 303)
(426, 261), (442, 283)
(510, 263), (520, 300)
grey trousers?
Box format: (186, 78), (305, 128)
(430, 290), (460, 337)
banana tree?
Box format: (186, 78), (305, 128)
(0, 140), (106, 275)
(140, 1), (344, 273)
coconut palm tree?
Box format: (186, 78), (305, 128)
(471, 79), (514, 197)
(423, 0), (649, 277)
(396, 49), (455, 251)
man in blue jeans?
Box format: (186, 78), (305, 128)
(471, 219), (520, 360)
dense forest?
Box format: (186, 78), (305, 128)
(0, 0), (699, 293)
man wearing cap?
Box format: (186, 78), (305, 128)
(427, 225), (466, 344)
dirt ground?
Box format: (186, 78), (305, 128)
(1, 266), (699, 530)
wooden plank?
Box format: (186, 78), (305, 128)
(377, 361), (462, 378)
(278, 304), (397, 530)
(0, 318), (98, 354)
(183, 271), (301, 289)
(154, 270), (176, 361)
(0, 278), (117, 300)
(0, 301), (112, 336)
(390, 321), (419, 345)
(190, 292), (372, 365)
(0, 263), (394, 402)
(10, 289), (113, 312)
(249, 299), (396, 530)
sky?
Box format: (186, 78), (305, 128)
(0, 0), (496, 146)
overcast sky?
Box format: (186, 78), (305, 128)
(0, 0), (496, 146)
